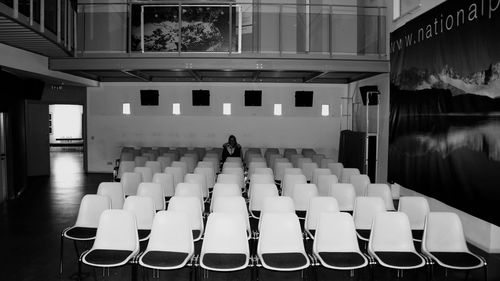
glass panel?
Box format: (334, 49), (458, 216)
(281, 4), (299, 54)
(33, 0), (40, 23)
(79, 4), (128, 53)
(0, 0), (13, 8)
(309, 5), (330, 54)
(331, 6), (358, 54)
(140, 5), (180, 52)
(45, 0), (58, 33)
(60, 0), (66, 41)
(258, 4), (279, 54)
(239, 3), (253, 52)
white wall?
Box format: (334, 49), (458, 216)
(87, 82), (347, 172)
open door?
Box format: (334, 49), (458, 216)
(26, 103), (50, 176)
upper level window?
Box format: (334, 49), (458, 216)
(394, 0), (421, 20)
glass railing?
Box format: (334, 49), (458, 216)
(76, 1), (386, 58)
(0, 0), (76, 53)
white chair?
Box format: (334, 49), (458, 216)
(291, 183), (318, 219)
(210, 196), (251, 239)
(221, 167), (245, 190)
(97, 182), (125, 209)
(121, 172), (142, 196)
(211, 183), (242, 212)
(274, 161), (293, 182)
(249, 173), (274, 186)
(301, 162), (318, 183)
(341, 168), (360, 183)
(152, 173), (175, 200)
(398, 196), (430, 242)
(353, 196), (386, 242)
(311, 154), (324, 167)
(116, 160), (135, 180)
(184, 173), (208, 199)
(350, 174), (370, 196)
(171, 161), (188, 178)
(257, 212), (310, 271)
(217, 173), (243, 191)
(134, 166), (153, 183)
(123, 196), (156, 241)
(180, 155), (196, 174)
(145, 161), (161, 175)
(253, 167), (274, 178)
(368, 212), (426, 275)
(248, 183), (279, 219)
(304, 196), (339, 239)
(134, 155), (148, 167)
(138, 211), (194, 270)
(164, 166), (184, 188)
(327, 162), (344, 179)
(317, 174), (338, 196)
(422, 212), (487, 280)
(261, 196), (295, 215)
(174, 182), (204, 212)
(366, 183), (396, 211)
(282, 174), (307, 197)
(329, 183), (356, 213)
(320, 158), (335, 169)
(80, 210), (139, 276)
(60, 194), (111, 274)
(313, 212), (369, 273)
(137, 182), (165, 211)
(167, 196), (204, 241)
(156, 156), (173, 171)
(312, 168), (331, 186)
(200, 213), (250, 272)
(194, 166), (215, 191)
(248, 161), (267, 177)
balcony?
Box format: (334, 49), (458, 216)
(1, 1), (389, 83)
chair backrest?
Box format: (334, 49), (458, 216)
(134, 166), (153, 182)
(167, 196), (204, 240)
(398, 196), (430, 231)
(291, 183), (319, 212)
(314, 212), (363, 254)
(329, 183), (356, 212)
(290, 154), (302, 167)
(134, 156), (148, 167)
(92, 209), (139, 252)
(137, 182), (165, 211)
(369, 212), (416, 252)
(225, 156), (243, 164)
(301, 148), (316, 158)
(305, 196), (339, 235)
(341, 168), (360, 183)
(284, 167), (303, 176)
(201, 213), (249, 270)
(327, 162), (344, 179)
(253, 167), (274, 177)
(366, 183), (395, 211)
(121, 172), (142, 196)
(152, 172), (175, 197)
(312, 168), (331, 186)
(180, 156), (196, 174)
(164, 151), (179, 162)
(317, 174), (338, 196)
(117, 161), (135, 179)
(422, 212), (469, 252)
(301, 162), (318, 182)
(258, 212), (307, 255)
(156, 156), (173, 171)
(211, 196), (250, 236)
(184, 173), (208, 198)
(164, 166), (184, 188)
(171, 161), (188, 177)
(203, 156), (220, 173)
(296, 157), (313, 170)
(123, 196), (155, 231)
(261, 196), (295, 214)
(145, 161), (162, 175)
(320, 158), (335, 169)
(283, 148), (297, 159)
(350, 174), (370, 196)
(97, 182), (125, 209)
(282, 174), (307, 197)
(221, 167), (244, 185)
(274, 161), (293, 182)
(194, 166), (215, 190)
(143, 210), (193, 255)
(353, 196), (386, 230)
(212, 183), (241, 199)
(174, 182), (204, 210)
(222, 161), (242, 170)
(248, 183), (279, 214)
(74, 194), (112, 227)
(249, 173), (274, 186)
(217, 173), (243, 190)
(311, 154), (324, 166)
(120, 151), (135, 162)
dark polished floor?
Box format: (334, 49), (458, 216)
(0, 151), (499, 281)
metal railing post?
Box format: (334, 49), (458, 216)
(229, 3), (232, 54)
(178, 3), (182, 55)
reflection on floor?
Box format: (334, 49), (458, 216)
(0, 151), (499, 281)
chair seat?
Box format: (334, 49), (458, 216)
(374, 251), (424, 267)
(141, 251), (189, 268)
(138, 229), (151, 241)
(261, 253), (308, 269)
(84, 249), (134, 265)
(356, 229), (370, 241)
(202, 253), (247, 270)
(430, 252), (483, 268)
(318, 252), (366, 268)
(64, 227), (97, 240)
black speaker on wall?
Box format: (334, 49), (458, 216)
(140, 90), (159, 106)
(244, 90), (262, 106)
(295, 91), (313, 107)
(192, 89), (210, 106)
(359, 85), (380, 105)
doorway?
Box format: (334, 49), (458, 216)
(49, 104), (84, 179)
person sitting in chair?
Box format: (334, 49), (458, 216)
(222, 135), (242, 163)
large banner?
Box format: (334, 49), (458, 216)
(390, 0), (500, 226)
